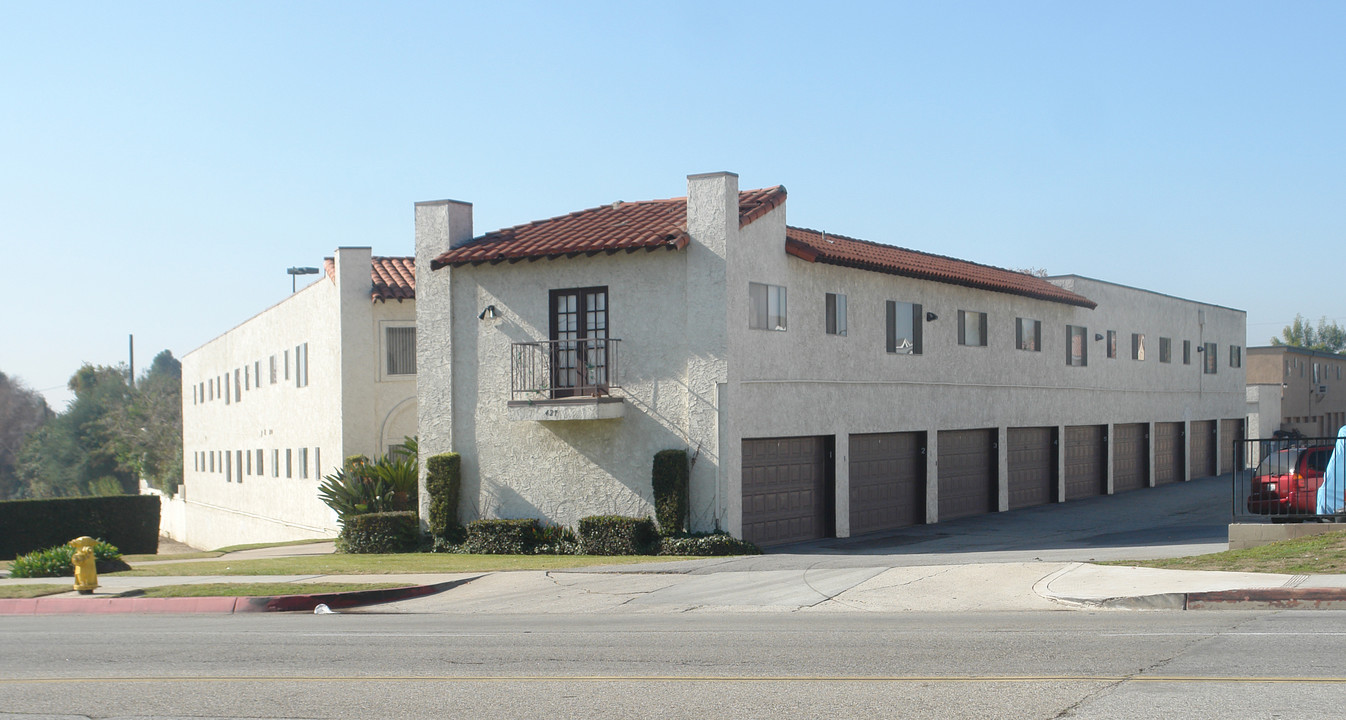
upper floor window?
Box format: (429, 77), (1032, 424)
(551, 286), (610, 397)
(1132, 333), (1145, 361)
(1067, 325), (1088, 367)
(1159, 337), (1172, 364)
(825, 293), (847, 336)
(1106, 330), (1118, 359)
(749, 282), (787, 331)
(385, 326), (417, 375)
(886, 301), (923, 355)
(958, 310), (987, 347)
(295, 343), (309, 388)
(1203, 342), (1218, 374)
(1230, 346), (1242, 368)
(270, 355), (278, 384)
(1015, 318), (1041, 352)
(1183, 340), (1192, 365)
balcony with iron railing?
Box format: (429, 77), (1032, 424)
(507, 338), (625, 421)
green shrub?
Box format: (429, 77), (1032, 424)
(463, 518), (544, 554)
(426, 453), (461, 539)
(338, 511), (421, 554)
(0, 495), (160, 560)
(658, 532), (762, 557)
(9, 540), (130, 578)
(318, 450), (417, 527)
(651, 449), (689, 535)
(578, 515), (657, 556)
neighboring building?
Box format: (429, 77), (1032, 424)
(414, 172), (1247, 547)
(179, 248), (416, 549)
(1247, 345), (1346, 441)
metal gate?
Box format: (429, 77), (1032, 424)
(1064, 425), (1106, 500)
(937, 429), (997, 521)
(1189, 420), (1216, 479)
(849, 432), (925, 535)
(741, 436), (833, 547)
(1007, 427), (1056, 509)
(1154, 422), (1185, 485)
(1113, 423), (1149, 493)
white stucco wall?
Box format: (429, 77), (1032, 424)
(181, 248), (416, 549)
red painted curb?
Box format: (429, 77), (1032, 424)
(0, 578), (471, 615)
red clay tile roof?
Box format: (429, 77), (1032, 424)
(323, 256), (416, 302)
(431, 187), (788, 269)
(785, 227), (1096, 309)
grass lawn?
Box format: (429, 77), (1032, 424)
(0, 584), (71, 599)
(137, 582), (409, 598)
(111, 553), (690, 576)
(1104, 529), (1346, 575)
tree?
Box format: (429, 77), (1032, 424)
(0, 372), (53, 500)
(100, 350), (183, 493)
(1272, 315), (1346, 354)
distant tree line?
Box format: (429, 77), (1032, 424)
(1273, 315), (1346, 355)
(0, 350), (182, 500)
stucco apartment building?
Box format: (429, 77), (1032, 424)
(1246, 345), (1346, 442)
(179, 248), (417, 549)
(414, 172), (1247, 547)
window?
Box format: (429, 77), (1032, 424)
(270, 355), (278, 384)
(1183, 340), (1192, 365)
(244, 365), (250, 391)
(225, 451), (232, 483)
(299, 448), (309, 479)
(1314, 363), (1320, 384)
(886, 301), (923, 355)
(256, 449), (264, 476)
(201, 381), (207, 402)
(254, 361), (260, 388)
(1230, 346), (1242, 368)
(236, 451), (243, 483)
(1131, 333), (1145, 361)
(1159, 337), (1172, 364)
(386, 326), (417, 375)
(234, 368), (241, 402)
(286, 449), (293, 479)
(246, 449), (252, 476)
(1067, 325), (1088, 367)
(748, 282), (787, 331)
(1106, 331), (1118, 359)
(272, 449), (280, 478)
(209, 451), (215, 473)
(295, 343), (308, 388)
(550, 287), (610, 397)
(284, 350), (290, 381)
(314, 447), (321, 480)
(825, 293), (847, 336)
(958, 310), (987, 347)
(223, 374), (230, 405)
(1016, 318), (1041, 351)
(1203, 342), (1218, 374)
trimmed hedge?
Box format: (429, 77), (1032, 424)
(426, 453), (461, 540)
(9, 540), (131, 578)
(651, 449), (689, 535)
(578, 515), (657, 556)
(338, 511), (421, 554)
(464, 518), (544, 554)
(0, 495), (160, 560)
(658, 532), (762, 557)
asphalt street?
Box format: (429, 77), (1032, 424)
(4, 611), (1346, 719)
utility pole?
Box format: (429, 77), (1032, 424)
(128, 334), (135, 389)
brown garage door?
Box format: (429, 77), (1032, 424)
(1008, 427), (1056, 509)
(1189, 420), (1216, 479)
(742, 436), (832, 547)
(1064, 425), (1106, 500)
(849, 432), (925, 535)
(1154, 422), (1185, 485)
(1113, 423), (1149, 493)
(1220, 419), (1245, 473)
(937, 429), (997, 521)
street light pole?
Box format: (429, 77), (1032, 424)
(287, 266), (320, 293)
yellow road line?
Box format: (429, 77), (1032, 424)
(3, 675), (1345, 684)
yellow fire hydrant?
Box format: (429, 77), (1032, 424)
(70, 536), (99, 595)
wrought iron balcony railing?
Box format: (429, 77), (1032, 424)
(510, 338), (622, 402)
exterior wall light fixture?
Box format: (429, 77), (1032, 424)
(1095, 333), (1104, 341)
(925, 312), (938, 322)
(478, 305), (499, 320)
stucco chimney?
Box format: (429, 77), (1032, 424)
(414, 199), (474, 258)
(686, 171), (738, 255)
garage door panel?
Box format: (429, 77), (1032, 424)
(849, 432), (925, 536)
(742, 436), (831, 547)
(1113, 423), (1149, 493)
(1064, 425), (1106, 500)
(1190, 421), (1215, 479)
(1220, 419), (1244, 472)
(1154, 422), (1184, 485)
(1008, 427), (1056, 509)
(938, 429), (997, 521)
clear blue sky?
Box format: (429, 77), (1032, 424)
(2, 1), (1342, 410)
